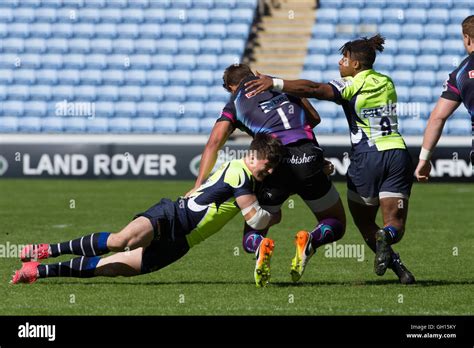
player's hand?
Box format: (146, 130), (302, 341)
(245, 71), (273, 97)
(323, 159), (335, 176)
(415, 159), (431, 182)
(184, 187), (198, 197)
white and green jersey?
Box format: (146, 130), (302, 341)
(329, 69), (407, 153)
(183, 159), (255, 248)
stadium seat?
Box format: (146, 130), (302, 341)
(185, 9), (209, 24)
(160, 102), (184, 118)
(378, 24), (401, 39)
(146, 70), (168, 85)
(396, 86), (410, 102)
(182, 23), (205, 39)
(51, 85), (74, 100)
(191, 70), (214, 86)
(166, 86), (187, 102)
(397, 40), (420, 55)
(75, 85), (97, 101)
(416, 55), (439, 70)
(231, 9), (255, 24)
(124, 69), (146, 85)
(118, 86), (141, 101)
(222, 39), (245, 55)
(429, 9), (449, 24)
(186, 85), (209, 102)
(95, 23), (118, 39)
(447, 119), (470, 135)
(410, 86), (432, 103)
(174, 55), (196, 70)
(136, 102), (159, 117)
(42, 116), (63, 132)
(439, 55), (463, 71)
(312, 24), (336, 39)
(178, 39), (201, 54)
(205, 101), (226, 118)
(95, 101), (115, 118)
(63, 116), (87, 133)
(301, 70), (323, 82)
(401, 118), (425, 135)
(405, 9), (427, 24)
(333, 118), (347, 134)
(154, 117), (177, 133)
(24, 101), (48, 116)
(182, 102), (205, 118)
(420, 40), (443, 55)
(376, 54), (394, 70)
(141, 86), (164, 101)
(131, 117), (154, 133)
(218, 55), (241, 69)
(314, 101), (339, 119)
(314, 117), (333, 134)
(340, 8), (360, 24)
(29, 23), (52, 38)
(158, 39), (179, 54)
(305, 54), (327, 70)
(86, 117), (109, 133)
(62, 54), (85, 69)
(423, 24), (445, 40)
(199, 117), (216, 134)
(168, 70), (191, 86)
(199, 39), (222, 54)
(161, 24), (183, 39)
(8, 23), (29, 38)
(316, 8), (339, 24)
(413, 71), (436, 87)
(0, 116), (19, 132)
(394, 55), (416, 70)
(307, 39), (331, 54)
(401, 24), (423, 40)
(178, 118), (200, 133)
(226, 23), (250, 40)
(443, 40), (465, 55)
(392, 70), (413, 87)
(18, 116), (42, 132)
(114, 102), (136, 118)
(132, 39), (156, 55)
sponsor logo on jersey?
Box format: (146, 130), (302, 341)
(282, 153), (317, 165)
(258, 94), (290, 113)
(469, 70), (474, 79)
(329, 78), (353, 92)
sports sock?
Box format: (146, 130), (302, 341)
(310, 218), (344, 249)
(37, 256), (101, 278)
(382, 225), (399, 244)
(49, 232), (110, 257)
(243, 231), (267, 253)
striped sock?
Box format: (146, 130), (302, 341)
(37, 256), (101, 278)
(49, 232), (110, 257)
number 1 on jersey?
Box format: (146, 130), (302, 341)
(277, 107), (291, 130)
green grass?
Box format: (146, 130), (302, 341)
(0, 179), (473, 315)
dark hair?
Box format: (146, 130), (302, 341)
(249, 133), (283, 168)
(222, 64), (254, 92)
(462, 15), (474, 38)
(339, 34), (385, 69)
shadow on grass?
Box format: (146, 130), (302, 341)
(36, 279), (474, 287)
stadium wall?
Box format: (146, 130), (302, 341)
(0, 135), (471, 182)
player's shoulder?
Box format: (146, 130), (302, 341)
(328, 76), (355, 93)
(223, 159), (252, 187)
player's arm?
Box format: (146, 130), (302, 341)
(245, 73), (335, 101)
(236, 194), (281, 229)
(185, 121), (233, 196)
(301, 97), (321, 127)
(414, 97), (461, 182)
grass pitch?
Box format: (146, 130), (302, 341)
(0, 179), (473, 315)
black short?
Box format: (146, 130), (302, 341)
(134, 198), (190, 274)
(257, 140), (333, 206)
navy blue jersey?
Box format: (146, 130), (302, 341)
(217, 76), (315, 145)
(441, 52), (474, 133)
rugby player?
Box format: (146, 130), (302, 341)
(187, 64), (346, 285)
(245, 34), (415, 284)
(12, 135), (282, 288)
(415, 15), (474, 180)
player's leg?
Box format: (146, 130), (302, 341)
(347, 199), (379, 253)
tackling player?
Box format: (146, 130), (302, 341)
(246, 34), (415, 284)
(12, 135), (282, 288)
(415, 15), (474, 180)
(187, 64), (346, 285)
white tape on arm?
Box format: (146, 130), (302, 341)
(419, 147), (432, 161)
(242, 201), (271, 230)
(272, 78), (284, 92)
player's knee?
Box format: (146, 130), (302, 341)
(107, 233), (129, 251)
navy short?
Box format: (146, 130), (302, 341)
(134, 198), (190, 274)
(257, 140), (339, 212)
(347, 149), (414, 206)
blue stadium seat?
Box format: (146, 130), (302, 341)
(174, 55), (196, 70)
(450, 9), (470, 24)
(321, 70), (340, 82)
(378, 24), (401, 39)
(0, 69), (14, 84)
(401, 24), (423, 39)
(199, 117), (216, 134)
(116, 23), (139, 38)
(314, 117), (333, 134)
(318, 0), (342, 8)
(186, 9), (209, 24)
(151, 54), (174, 69)
(42, 116), (63, 132)
(74, 23), (95, 38)
(14, 8), (35, 23)
(193, 0), (214, 9)
(364, 8), (383, 24)
(95, 23), (118, 39)
(24, 101), (48, 117)
(397, 40), (420, 55)
(178, 39), (200, 54)
(178, 118), (200, 133)
(196, 54), (222, 70)
(439, 55), (462, 70)
(35, 8), (57, 23)
(136, 102), (159, 117)
(80, 69), (102, 85)
(0, 8), (13, 22)
(20, 54), (41, 69)
(394, 55), (416, 70)
(340, 8), (360, 24)
(30, 84), (53, 100)
(132, 117), (154, 133)
(8, 23), (29, 38)
(341, 0), (364, 7)
(205, 101), (225, 117)
(68, 38), (90, 54)
(52, 23), (73, 38)
(420, 39), (443, 55)
(410, 86), (432, 103)
(14, 69), (35, 84)
(25, 38), (47, 53)
(129, 54), (151, 69)
(95, 101), (115, 117)
(443, 40), (465, 55)
(199, 39), (222, 54)
(101, 8), (122, 23)
(392, 70), (413, 87)
(416, 55), (439, 70)
(166, 86), (187, 102)
(423, 24), (445, 40)
(141, 85), (164, 101)
(51, 85), (74, 100)
(160, 102), (183, 118)
(29, 23), (52, 38)
(154, 117), (177, 133)
(314, 102), (339, 119)
(86, 117), (109, 133)
(77, 8), (101, 23)
(382, 8), (404, 23)
(138, 23), (160, 39)
(182, 23), (205, 39)
(226, 23), (250, 40)
(208, 85), (229, 102)
(401, 118), (425, 135)
(305, 54), (327, 70)
(75, 85), (97, 100)
(118, 86), (141, 101)
(333, 118), (347, 134)
(146, 70), (168, 85)
(316, 8), (339, 24)
(161, 24), (183, 39)
(300, 70), (322, 81)
(0, 85), (7, 100)
(407, 0), (431, 8)
(376, 54), (394, 70)
(447, 119), (470, 135)
(121, 8), (144, 23)
(124, 69), (147, 85)
(312, 24), (335, 39)
(413, 71), (436, 87)
(446, 24), (460, 38)
(113, 39), (134, 54)
(0, 116), (19, 132)
(186, 85), (209, 102)
(2, 101), (24, 116)
(405, 9), (427, 24)
(158, 39), (178, 54)
(429, 9), (449, 24)
(396, 86), (410, 102)
(307, 39), (331, 54)
(218, 54), (240, 69)
(232, 9), (255, 24)
(223, 38), (245, 54)
(168, 70), (191, 86)
(236, 0), (257, 9)
(63, 116), (87, 133)
(114, 102), (136, 118)
(183, 102), (204, 118)
(205, 24), (227, 39)
(18, 116), (42, 132)
(60, 69), (81, 85)
(143, 8), (166, 23)
(3, 37), (25, 53)
(191, 70), (214, 86)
